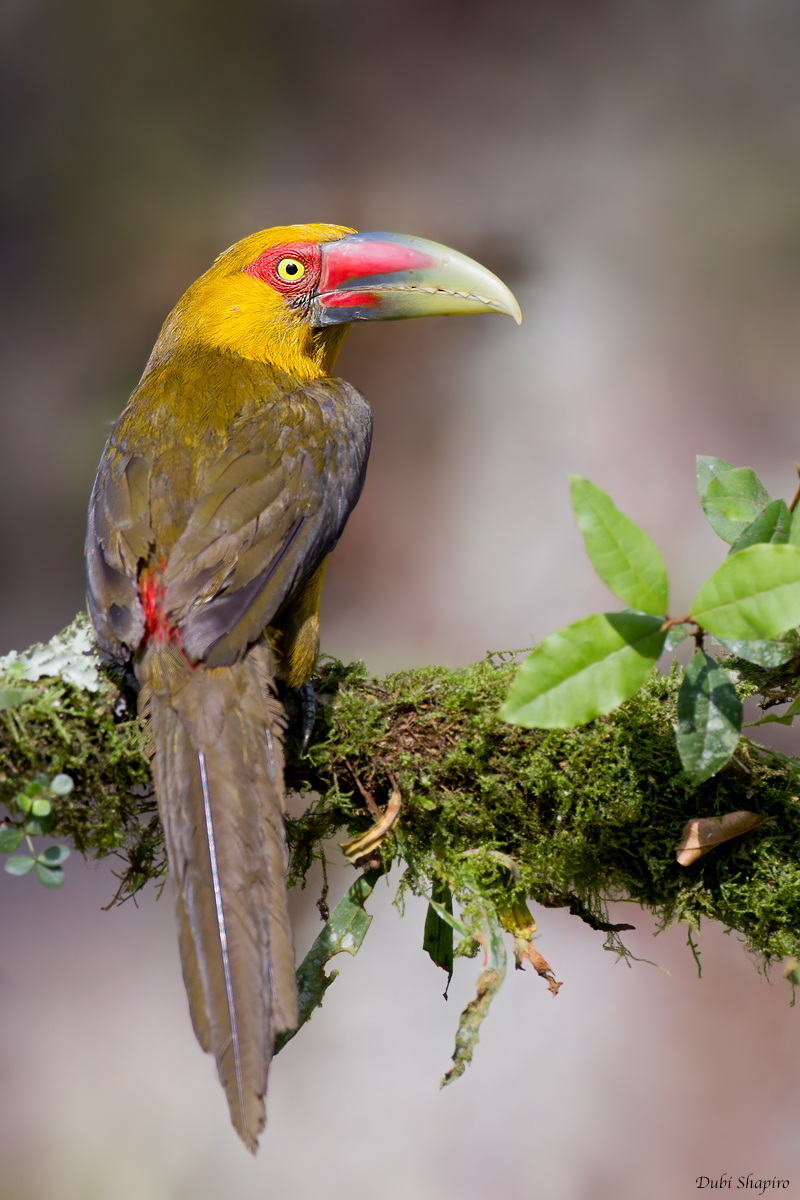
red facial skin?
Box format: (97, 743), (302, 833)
(243, 238), (435, 300)
(243, 242), (323, 294)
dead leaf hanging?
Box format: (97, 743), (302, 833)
(499, 898), (562, 996)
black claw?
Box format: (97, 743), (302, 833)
(299, 681), (317, 752)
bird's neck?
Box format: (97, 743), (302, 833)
(145, 273), (350, 383)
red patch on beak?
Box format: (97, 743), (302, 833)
(318, 289), (380, 309)
(319, 241), (434, 292)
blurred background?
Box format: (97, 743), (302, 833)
(3, 0), (800, 1195)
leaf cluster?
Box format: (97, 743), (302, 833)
(502, 459), (800, 782)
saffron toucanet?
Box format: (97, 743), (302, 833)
(85, 223), (521, 1150)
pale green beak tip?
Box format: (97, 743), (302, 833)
(504, 291), (523, 326)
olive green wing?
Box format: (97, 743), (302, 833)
(86, 365), (372, 666)
(166, 377), (372, 666)
(86, 444), (153, 661)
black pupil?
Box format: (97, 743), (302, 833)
(285, 262), (299, 276)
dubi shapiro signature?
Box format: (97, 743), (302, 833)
(696, 1176), (789, 1193)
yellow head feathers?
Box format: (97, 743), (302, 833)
(147, 224), (356, 381)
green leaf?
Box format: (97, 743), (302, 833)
(728, 499), (791, 554)
(25, 813), (54, 837)
(500, 612), (665, 729)
(691, 543), (800, 639)
(15, 793), (31, 813)
(676, 651), (743, 782)
(423, 883), (455, 979)
(715, 630), (799, 668)
(428, 896), (471, 937)
(36, 863), (64, 888)
(0, 826), (23, 853)
(39, 845), (70, 866)
(569, 476), (668, 615)
(49, 774), (74, 796)
(0, 686), (38, 711)
(663, 624), (690, 654)
(697, 456), (771, 543)
(5, 855), (35, 876)
(274, 869), (380, 1055)
(31, 798), (52, 818)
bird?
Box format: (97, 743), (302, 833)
(85, 223), (521, 1151)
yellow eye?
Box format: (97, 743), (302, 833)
(276, 257), (306, 283)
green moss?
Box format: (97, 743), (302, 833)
(0, 637), (160, 897)
(286, 653), (800, 967)
(3, 621), (800, 974)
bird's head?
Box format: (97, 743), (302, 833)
(148, 223), (521, 381)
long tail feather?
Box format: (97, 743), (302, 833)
(198, 748), (247, 1133)
(139, 640), (297, 1152)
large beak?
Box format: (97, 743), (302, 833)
(309, 231), (522, 326)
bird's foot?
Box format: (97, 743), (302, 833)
(340, 769), (402, 867)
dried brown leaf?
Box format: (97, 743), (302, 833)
(340, 778), (402, 865)
(498, 898), (562, 995)
(512, 937), (562, 996)
(675, 810), (765, 866)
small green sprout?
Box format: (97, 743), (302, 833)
(0, 773), (73, 888)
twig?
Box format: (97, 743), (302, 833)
(345, 758), (381, 817)
(788, 462), (800, 514)
(316, 849), (330, 922)
(540, 892), (635, 933)
(660, 615), (694, 631)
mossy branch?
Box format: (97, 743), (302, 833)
(3, 616), (800, 976)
